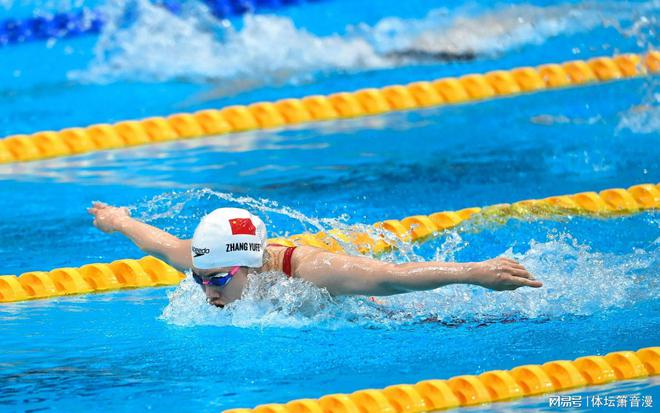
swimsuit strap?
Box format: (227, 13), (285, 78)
(282, 246), (296, 278)
(267, 243), (297, 278)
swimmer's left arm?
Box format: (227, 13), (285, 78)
(295, 248), (542, 296)
(87, 202), (192, 271)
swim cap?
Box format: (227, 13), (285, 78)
(191, 208), (267, 269)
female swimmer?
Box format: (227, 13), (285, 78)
(89, 203), (542, 308)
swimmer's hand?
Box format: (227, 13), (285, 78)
(468, 258), (542, 291)
(87, 202), (131, 233)
(86, 202), (192, 271)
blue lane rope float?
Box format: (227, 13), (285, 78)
(0, 0), (323, 46)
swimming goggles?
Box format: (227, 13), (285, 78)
(192, 266), (240, 287)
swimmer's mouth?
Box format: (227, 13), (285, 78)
(207, 298), (225, 309)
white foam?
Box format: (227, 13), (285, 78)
(618, 102), (660, 134)
(69, 1), (659, 88)
(375, 4), (599, 56)
(70, 0), (386, 84)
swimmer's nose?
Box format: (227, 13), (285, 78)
(203, 287), (225, 307)
(204, 287), (221, 300)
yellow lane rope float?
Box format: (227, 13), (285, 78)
(1, 52), (658, 164)
(0, 182), (657, 303)
(222, 346), (660, 413)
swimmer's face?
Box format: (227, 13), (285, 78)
(192, 266), (248, 308)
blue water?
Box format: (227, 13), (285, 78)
(0, 0), (659, 412)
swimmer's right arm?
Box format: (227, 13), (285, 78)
(295, 248), (542, 296)
(87, 202), (192, 271)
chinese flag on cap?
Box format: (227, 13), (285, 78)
(229, 218), (256, 235)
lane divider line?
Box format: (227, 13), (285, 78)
(269, 182), (660, 255)
(1, 52), (657, 164)
(1, 182), (657, 303)
(0, 256), (185, 303)
(221, 346), (660, 413)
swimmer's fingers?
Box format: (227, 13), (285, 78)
(500, 257), (522, 266)
(499, 258), (529, 271)
(504, 272), (543, 289)
(92, 202), (128, 215)
(510, 262), (527, 271)
(92, 218), (103, 231)
(504, 265), (543, 288)
(87, 205), (103, 216)
(515, 277), (543, 288)
(507, 266), (534, 279)
(88, 202), (104, 215)
(499, 258), (532, 275)
(88, 202), (130, 218)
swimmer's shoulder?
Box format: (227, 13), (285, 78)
(265, 244), (329, 259)
(263, 244), (333, 273)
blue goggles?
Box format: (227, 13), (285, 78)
(192, 266), (240, 287)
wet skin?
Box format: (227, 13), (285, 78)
(88, 202), (543, 309)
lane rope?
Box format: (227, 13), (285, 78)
(221, 346), (660, 413)
(268, 182), (660, 255)
(0, 0), (321, 46)
(1, 182), (657, 303)
(1, 52), (657, 164)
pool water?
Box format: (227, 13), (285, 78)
(0, 0), (659, 412)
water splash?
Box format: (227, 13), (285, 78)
(134, 187), (354, 238)
(618, 104), (660, 133)
(160, 232), (657, 329)
(366, 4), (602, 56)
(70, 0), (387, 84)
(133, 186), (426, 257)
(616, 61), (660, 134)
(152, 189), (658, 329)
(69, 1), (658, 88)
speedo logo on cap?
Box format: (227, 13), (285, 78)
(192, 246), (210, 257)
(228, 218), (256, 235)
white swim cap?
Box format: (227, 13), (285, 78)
(191, 207), (267, 269)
